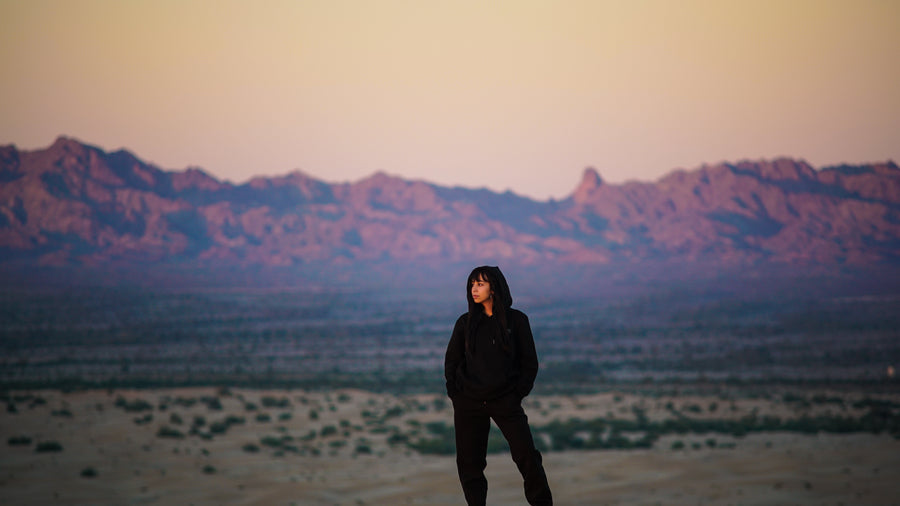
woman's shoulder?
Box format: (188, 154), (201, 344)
(507, 307), (529, 322)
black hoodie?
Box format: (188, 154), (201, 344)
(444, 266), (540, 401)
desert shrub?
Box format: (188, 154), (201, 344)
(209, 421), (229, 434)
(192, 415), (206, 427)
(408, 435), (454, 455)
(156, 426), (185, 439)
(387, 433), (409, 445)
(355, 443), (372, 454)
(261, 396), (291, 408)
(260, 435), (286, 448)
(51, 409), (73, 418)
(337, 393), (352, 403)
(329, 440), (346, 448)
(705, 438), (717, 448)
(812, 394), (844, 406)
(80, 467), (98, 478)
(242, 443), (260, 453)
(299, 430), (316, 441)
(425, 421), (451, 436)
(173, 397), (197, 408)
(278, 412), (292, 421)
(309, 409), (319, 420)
(8, 435), (32, 446)
(244, 402), (258, 412)
(203, 397), (223, 411)
(384, 406), (405, 419)
(36, 441), (63, 453)
(255, 413), (271, 423)
(486, 427), (510, 454)
(320, 425), (338, 437)
(670, 440), (685, 450)
(115, 397), (153, 412)
(169, 413), (183, 425)
(202, 465), (216, 474)
(133, 414), (153, 425)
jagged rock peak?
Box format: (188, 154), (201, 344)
(572, 167), (603, 202)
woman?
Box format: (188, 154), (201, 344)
(444, 266), (553, 506)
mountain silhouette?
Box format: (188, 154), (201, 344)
(1, 137), (898, 270)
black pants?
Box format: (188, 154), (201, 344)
(452, 393), (552, 506)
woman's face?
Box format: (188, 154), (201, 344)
(470, 274), (492, 305)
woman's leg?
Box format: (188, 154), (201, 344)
(453, 396), (491, 506)
(490, 395), (553, 506)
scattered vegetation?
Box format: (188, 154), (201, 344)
(35, 441), (63, 453)
(8, 435), (33, 446)
(156, 425), (186, 439)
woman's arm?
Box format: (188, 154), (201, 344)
(514, 311), (539, 399)
(444, 315), (466, 398)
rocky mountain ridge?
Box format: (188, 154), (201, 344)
(1, 137), (898, 268)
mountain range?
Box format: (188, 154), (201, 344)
(1, 137), (899, 272)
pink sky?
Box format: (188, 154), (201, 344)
(1, 0), (898, 200)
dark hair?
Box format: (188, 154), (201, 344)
(465, 266), (513, 351)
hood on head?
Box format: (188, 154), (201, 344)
(467, 265), (513, 309)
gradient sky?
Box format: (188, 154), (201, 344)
(1, 0), (898, 200)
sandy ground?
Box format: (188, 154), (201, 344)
(1, 388), (898, 505)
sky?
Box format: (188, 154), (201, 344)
(1, 0), (898, 200)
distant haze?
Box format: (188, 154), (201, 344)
(2, 0), (899, 200)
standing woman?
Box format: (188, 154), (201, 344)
(444, 266), (553, 506)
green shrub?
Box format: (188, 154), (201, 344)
(80, 467), (98, 478)
(387, 433), (409, 445)
(36, 441), (63, 453)
(203, 397), (223, 411)
(8, 435), (32, 446)
(157, 426), (185, 439)
(260, 436), (284, 448)
(115, 397), (153, 412)
(261, 396), (291, 408)
(255, 413), (271, 423)
(670, 440), (685, 450)
(202, 465), (216, 474)
(242, 443), (260, 453)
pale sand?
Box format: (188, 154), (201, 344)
(1, 388), (898, 505)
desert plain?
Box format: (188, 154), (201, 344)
(1, 386), (898, 505)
